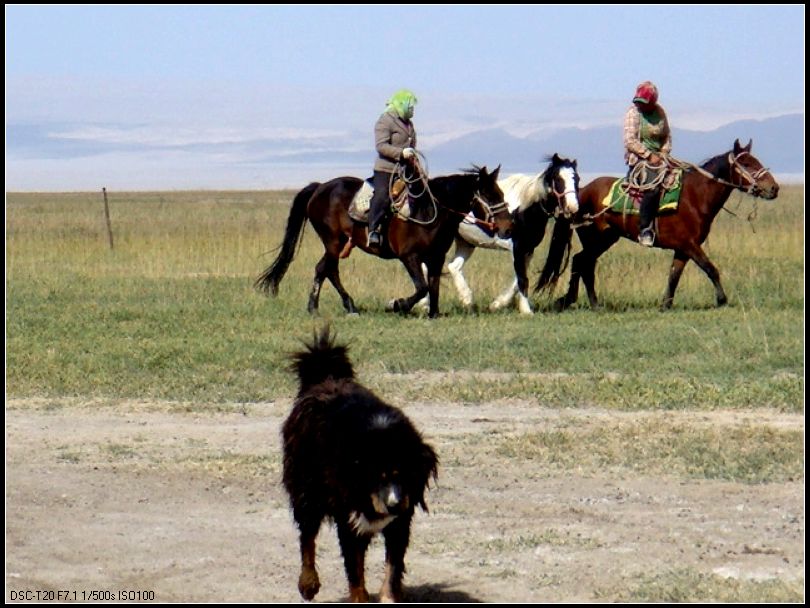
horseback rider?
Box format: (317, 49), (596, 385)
(623, 81), (674, 247)
(368, 89), (418, 248)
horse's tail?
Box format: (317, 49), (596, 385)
(255, 182), (320, 296)
(534, 217), (573, 294)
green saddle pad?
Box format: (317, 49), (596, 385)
(604, 170), (683, 214)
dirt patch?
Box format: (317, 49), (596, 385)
(5, 399), (804, 602)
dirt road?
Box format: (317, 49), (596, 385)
(5, 398), (804, 602)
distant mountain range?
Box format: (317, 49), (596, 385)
(5, 113), (803, 190)
(424, 113), (804, 176)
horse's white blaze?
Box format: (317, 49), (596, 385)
(559, 166), (579, 216)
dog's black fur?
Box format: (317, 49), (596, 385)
(282, 328), (438, 602)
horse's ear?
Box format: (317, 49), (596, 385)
(572, 159), (578, 170)
(733, 139), (742, 153)
(744, 139), (753, 151)
(552, 152), (561, 164)
(492, 164), (501, 180)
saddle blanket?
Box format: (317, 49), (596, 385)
(348, 178), (410, 223)
(347, 180), (374, 222)
(602, 169), (683, 215)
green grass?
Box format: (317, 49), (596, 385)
(5, 187), (804, 409)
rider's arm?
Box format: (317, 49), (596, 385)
(375, 113), (407, 162)
(623, 105), (650, 161)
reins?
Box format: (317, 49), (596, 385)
(391, 155), (437, 226)
(668, 151), (772, 194)
(574, 151), (772, 228)
(392, 153), (505, 231)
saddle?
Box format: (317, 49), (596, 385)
(348, 178), (410, 223)
(601, 169), (684, 215)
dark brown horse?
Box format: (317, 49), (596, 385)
(541, 140), (779, 310)
(255, 166), (512, 318)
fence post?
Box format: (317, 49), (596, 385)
(102, 187), (114, 250)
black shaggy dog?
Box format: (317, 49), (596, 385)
(282, 328), (438, 603)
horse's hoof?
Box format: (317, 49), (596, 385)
(385, 299), (398, 312)
(552, 298), (566, 313)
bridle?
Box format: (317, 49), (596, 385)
(727, 151), (773, 196)
(539, 167), (578, 218)
(470, 191), (509, 231)
(669, 151), (773, 196)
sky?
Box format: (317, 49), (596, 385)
(5, 5), (805, 190)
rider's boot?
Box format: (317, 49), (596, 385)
(638, 189), (660, 247)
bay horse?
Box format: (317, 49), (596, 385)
(540, 140), (779, 311)
(440, 154), (580, 315)
(255, 166), (512, 318)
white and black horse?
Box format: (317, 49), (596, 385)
(422, 154), (580, 314)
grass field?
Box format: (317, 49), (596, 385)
(6, 186), (803, 409)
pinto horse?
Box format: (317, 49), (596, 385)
(255, 166), (512, 318)
(441, 154), (580, 315)
(541, 140), (779, 311)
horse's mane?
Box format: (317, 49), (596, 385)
(429, 168), (478, 190)
(699, 151), (732, 177)
(498, 173), (546, 212)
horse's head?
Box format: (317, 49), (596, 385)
(729, 139), (779, 200)
(473, 165), (513, 238)
(543, 153), (580, 217)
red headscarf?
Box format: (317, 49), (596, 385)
(633, 81), (659, 105)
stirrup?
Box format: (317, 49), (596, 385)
(368, 230), (382, 247)
(638, 228), (655, 247)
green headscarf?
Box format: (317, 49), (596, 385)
(386, 89), (417, 120)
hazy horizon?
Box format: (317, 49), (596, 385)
(6, 5), (805, 191)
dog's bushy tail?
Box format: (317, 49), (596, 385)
(291, 326), (355, 392)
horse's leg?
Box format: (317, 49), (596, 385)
(415, 238), (475, 312)
(386, 255), (429, 315)
(322, 255), (359, 315)
(307, 254), (330, 315)
(489, 278), (518, 312)
(682, 243), (728, 307)
(661, 251), (690, 310)
(514, 248), (536, 315)
(579, 228), (621, 310)
(415, 264), (430, 312)
(446, 239), (476, 309)
(556, 228), (619, 311)
(425, 255), (445, 319)
(490, 236), (532, 313)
